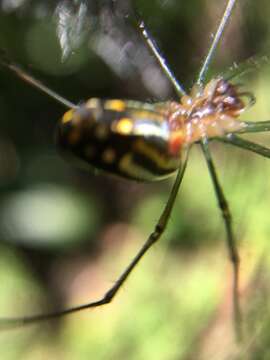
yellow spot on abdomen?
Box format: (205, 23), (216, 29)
(105, 100), (126, 112)
(114, 118), (134, 135)
(62, 109), (74, 124)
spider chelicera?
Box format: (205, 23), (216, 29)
(0, 0), (270, 340)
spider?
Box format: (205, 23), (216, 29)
(0, 0), (269, 340)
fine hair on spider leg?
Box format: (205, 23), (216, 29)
(1, 0), (270, 344)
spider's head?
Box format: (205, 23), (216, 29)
(207, 78), (256, 116)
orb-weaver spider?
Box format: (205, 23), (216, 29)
(0, 0), (270, 342)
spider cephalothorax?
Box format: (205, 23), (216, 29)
(166, 78), (255, 155)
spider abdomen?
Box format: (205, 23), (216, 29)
(56, 99), (182, 181)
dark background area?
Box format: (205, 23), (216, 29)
(0, 0), (270, 359)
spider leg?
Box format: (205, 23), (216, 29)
(197, 0), (237, 84)
(200, 137), (242, 340)
(239, 121), (270, 134)
(0, 154), (189, 329)
(134, 19), (186, 98)
(218, 133), (270, 158)
(0, 49), (77, 109)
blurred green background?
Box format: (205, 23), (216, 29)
(0, 0), (270, 359)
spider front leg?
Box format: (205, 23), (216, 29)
(200, 138), (242, 340)
(0, 156), (188, 329)
(219, 133), (270, 159)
